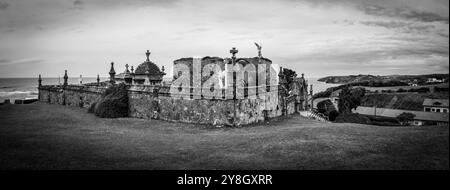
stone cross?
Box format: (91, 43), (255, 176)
(131, 66), (134, 73)
(97, 74), (100, 85)
(230, 47), (238, 60)
(146, 50), (151, 62)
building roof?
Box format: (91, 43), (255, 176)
(134, 60), (164, 75)
(354, 106), (449, 122)
(423, 98), (449, 107)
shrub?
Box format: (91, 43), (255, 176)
(92, 83), (129, 118)
(88, 102), (96, 113)
(328, 110), (340, 121)
(338, 87), (365, 114)
(397, 88), (406, 93)
(396, 112), (416, 126)
(335, 113), (371, 124)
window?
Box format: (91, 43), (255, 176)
(431, 108), (435, 112)
(425, 108), (431, 112)
(436, 109), (441, 113)
(443, 109), (448, 113)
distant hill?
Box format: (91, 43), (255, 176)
(318, 74), (449, 85)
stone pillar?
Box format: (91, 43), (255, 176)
(229, 47), (238, 126)
(38, 74), (42, 101)
(38, 74), (42, 87)
(79, 75), (83, 85)
(124, 75), (132, 85)
(310, 84), (313, 111)
(109, 62), (116, 84)
(63, 70), (68, 86)
(97, 74), (100, 85)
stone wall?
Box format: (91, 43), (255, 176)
(39, 85), (105, 109)
(38, 82), (304, 126)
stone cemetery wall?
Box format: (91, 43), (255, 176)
(39, 85), (105, 108)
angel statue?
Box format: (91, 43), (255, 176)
(254, 42), (262, 58)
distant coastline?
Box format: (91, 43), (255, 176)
(317, 74), (449, 85)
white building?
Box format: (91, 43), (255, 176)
(427, 78), (445, 83)
(423, 98), (449, 113)
(354, 106), (449, 126)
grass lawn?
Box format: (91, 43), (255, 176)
(0, 103), (448, 170)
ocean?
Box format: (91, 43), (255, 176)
(0, 77), (107, 103)
(0, 77), (339, 103)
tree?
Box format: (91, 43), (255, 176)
(338, 87), (365, 114)
(396, 112), (416, 126)
(282, 68), (297, 84)
(92, 83), (129, 118)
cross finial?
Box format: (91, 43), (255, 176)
(230, 47), (238, 59)
(145, 50), (151, 61)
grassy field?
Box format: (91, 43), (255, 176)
(0, 103), (448, 170)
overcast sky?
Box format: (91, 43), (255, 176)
(0, 0), (448, 78)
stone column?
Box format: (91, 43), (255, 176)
(38, 74), (42, 87)
(38, 74), (42, 101)
(310, 84), (313, 111)
(63, 70), (68, 86)
(109, 62), (116, 84)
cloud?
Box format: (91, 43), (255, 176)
(73, 0), (83, 9)
(360, 4), (448, 23)
(0, 0), (448, 77)
(0, 58), (45, 66)
(0, 1), (9, 10)
(359, 21), (436, 34)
